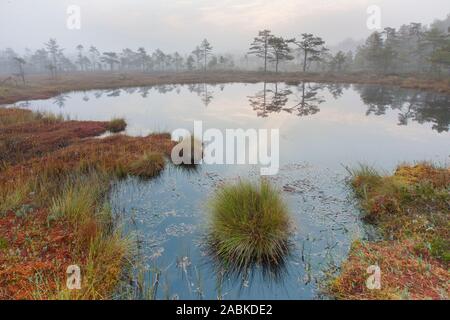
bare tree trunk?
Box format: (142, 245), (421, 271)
(303, 50), (308, 72)
(264, 52), (267, 72)
(19, 64), (25, 84)
(204, 51), (207, 72)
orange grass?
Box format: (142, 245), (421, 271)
(0, 108), (131, 166)
(330, 240), (449, 300)
(331, 163), (450, 300)
(0, 208), (77, 299)
(0, 108), (174, 299)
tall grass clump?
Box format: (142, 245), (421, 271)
(0, 108), (63, 126)
(127, 152), (165, 179)
(50, 172), (110, 225)
(0, 177), (32, 215)
(48, 172), (131, 299)
(207, 179), (291, 274)
(345, 164), (383, 198)
(106, 118), (127, 133)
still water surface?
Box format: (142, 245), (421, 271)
(17, 82), (450, 299)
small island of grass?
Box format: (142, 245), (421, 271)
(207, 180), (292, 275)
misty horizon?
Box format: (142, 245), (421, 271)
(1, 0), (449, 55)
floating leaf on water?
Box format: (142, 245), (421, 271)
(177, 256), (191, 271)
(149, 247), (164, 260)
(165, 223), (196, 237)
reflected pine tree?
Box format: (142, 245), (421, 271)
(248, 82), (324, 117)
(155, 84), (176, 94)
(248, 82), (269, 117)
(269, 83), (292, 114)
(94, 91), (103, 99)
(355, 84), (450, 133)
(106, 89), (122, 97)
(188, 83), (214, 107)
(248, 82), (292, 117)
(200, 84), (214, 107)
(325, 83), (349, 99)
(413, 93), (450, 133)
(82, 90), (90, 102)
(52, 94), (69, 108)
(123, 87), (137, 95)
(358, 85), (396, 116)
(138, 87), (151, 98)
(283, 82), (324, 116)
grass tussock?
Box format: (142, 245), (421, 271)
(106, 118), (127, 133)
(0, 108), (174, 300)
(331, 162), (450, 300)
(207, 179), (291, 274)
(0, 176), (33, 214)
(50, 173), (110, 225)
(128, 152), (165, 179)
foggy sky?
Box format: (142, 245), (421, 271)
(1, 0), (449, 54)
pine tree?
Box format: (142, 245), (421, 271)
(268, 37), (293, 72)
(248, 30), (273, 72)
(292, 33), (328, 72)
(199, 39), (213, 71)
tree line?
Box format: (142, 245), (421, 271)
(247, 15), (450, 75)
(0, 14), (448, 82)
(0, 38), (235, 81)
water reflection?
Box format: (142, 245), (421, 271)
(206, 237), (293, 289)
(325, 83), (350, 99)
(355, 85), (450, 133)
(188, 83), (214, 107)
(286, 82), (324, 116)
(52, 94), (69, 108)
(106, 89), (121, 97)
(94, 90), (104, 99)
(138, 87), (151, 98)
(36, 82), (450, 133)
(248, 83), (290, 117)
(248, 82), (328, 118)
(18, 82), (448, 299)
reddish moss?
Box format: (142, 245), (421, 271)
(0, 109), (174, 300)
(331, 163), (450, 300)
(0, 208), (80, 300)
(0, 108), (111, 165)
(330, 240), (449, 300)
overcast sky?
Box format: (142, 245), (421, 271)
(1, 0), (449, 54)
